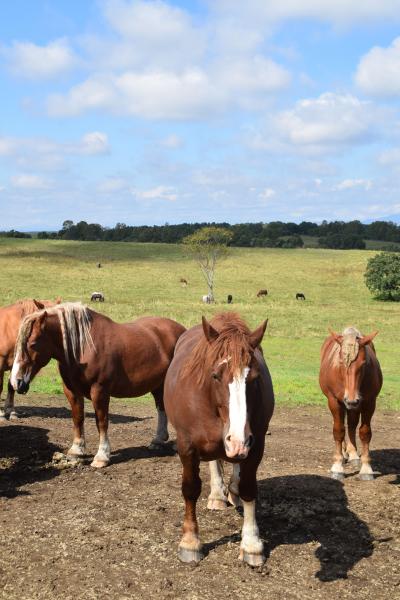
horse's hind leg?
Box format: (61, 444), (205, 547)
(63, 383), (87, 458)
(228, 463), (242, 508)
(149, 385), (169, 449)
(0, 367), (6, 421)
(207, 460), (228, 510)
(178, 449), (203, 563)
(346, 409), (361, 467)
(358, 400), (375, 481)
(90, 386), (111, 468)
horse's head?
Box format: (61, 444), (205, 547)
(11, 311), (54, 394)
(202, 315), (268, 459)
(329, 328), (378, 410)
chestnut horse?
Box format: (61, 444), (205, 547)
(319, 327), (382, 481)
(0, 297), (61, 420)
(11, 302), (185, 467)
(164, 312), (274, 566)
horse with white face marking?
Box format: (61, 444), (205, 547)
(11, 302), (185, 467)
(0, 297), (61, 421)
(319, 327), (382, 481)
(164, 312), (274, 566)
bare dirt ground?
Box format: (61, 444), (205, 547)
(0, 396), (399, 600)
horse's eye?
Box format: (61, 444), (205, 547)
(212, 372), (221, 381)
(30, 341), (38, 350)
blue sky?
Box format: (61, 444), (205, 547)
(1, 0), (400, 229)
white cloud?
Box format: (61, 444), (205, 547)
(75, 132), (110, 155)
(258, 187), (276, 200)
(379, 147), (400, 165)
(334, 178), (372, 191)
(135, 185), (177, 201)
(159, 134), (183, 148)
(270, 93), (383, 152)
(211, 1), (400, 27)
(2, 38), (77, 80)
(11, 174), (51, 190)
(355, 37), (400, 97)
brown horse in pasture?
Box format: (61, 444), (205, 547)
(11, 303), (185, 467)
(319, 327), (382, 481)
(0, 297), (61, 420)
(164, 312), (274, 566)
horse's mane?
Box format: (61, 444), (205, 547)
(328, 326), (369, 368)
(183, 312), (253, 385)
(17, 302), (95, 364)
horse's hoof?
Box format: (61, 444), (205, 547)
(207, 498), (228, 510)
(149, 440), (168, 450)
(358, 472), (374, 481)
(228, 491), (242, 508)
(90, 458), (109, 468)
(239, 549), (265, 567)
(178, 547), (203, 564)
(0, 414), (8, 423)
(9, 411), (19, 421)
(349, 458), (361, 469)
(330, 471), (345, 481)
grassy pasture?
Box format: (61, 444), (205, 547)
(0, 237), (399, 409)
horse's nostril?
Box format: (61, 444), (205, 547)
(247, 434), (254, 448)
(225, 434), (232, 442)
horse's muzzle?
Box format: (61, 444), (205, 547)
(224, 434), (254, 460)
(16, 379), (30, 395)
(344, 397), (361, 410)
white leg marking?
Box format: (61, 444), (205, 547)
(331, 460), (345, 475)
(152, 408), (169, 444)
(359, 462), (373, 476)
(207, 460), (227, 510)
(240, 500), (263, 557)
(228, 463), (242, 507)
(68, 436), (87, 457)
(91, 433), (111, 467)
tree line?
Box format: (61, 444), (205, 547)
(1, 218), (400, 249)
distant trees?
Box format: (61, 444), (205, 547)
(365, 252), (400, 300)
(183, 226), (233, 302)
(318, 234), (366, 250)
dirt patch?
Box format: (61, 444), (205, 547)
(0, 397), (399, 600)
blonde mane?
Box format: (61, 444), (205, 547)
(17, 302), (95, 364)
(183, 312), (253, 385)
(328, 326), (365, 368)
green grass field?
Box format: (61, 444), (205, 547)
(1, 237), (399, 409)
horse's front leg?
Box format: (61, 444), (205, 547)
(207, 460), (228, 509)
(0, 367), (6, 421)
(346, 408), (361, 467)
(178, 449), (203, 563)
(329, 396), (345, 480)
(149, 385), (169, 449)
(90, 385), (111, 468)
(5, 380), (18, 420)
(358, 400), (376, 481)
(238, 463), (264, 567)
(63, 383), (87, 458)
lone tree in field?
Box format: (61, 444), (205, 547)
(364, 252), (400, 300)
(183, 226), (233, 302)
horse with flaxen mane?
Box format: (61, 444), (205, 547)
(164, 312), (274, 566)
(11, 302), (185, 467)
(0, 297), (61, 421)
(319, 327), (382, 481)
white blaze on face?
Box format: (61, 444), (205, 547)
(227, 367), (250, 444)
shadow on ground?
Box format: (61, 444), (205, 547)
(371, 448), (400, 484)
(0, 424), (61, 498)
(12, 405), (149, 425)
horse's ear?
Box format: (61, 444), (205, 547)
(329, 328), (343, 344)
(38, 311), (47, 328)
(249, 319), (268, 349)
(202, 316), (219, 343)
(33, 299), (45, 310)
(359, 331), (378, 346)
(55, 296), (62, 304)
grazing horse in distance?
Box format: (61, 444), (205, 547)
(296, 292), (306, 300)
(179, 278), (188, 287)
(0, 297), (61, 421)
(256, 289), (268, 298)
(202, 294), (212, 304)
(319, 327), (382, 481)
(11, 302), (185, 467)
(227, 294), (233, 304)
(91, 292), (104, 302)
(164, 312), (274, 566)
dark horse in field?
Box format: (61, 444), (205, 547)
(319, 327), (382, 481)
(164, 312), (274, 566)
(0, 297), (61, 421)
(11, 302), (185, 467)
